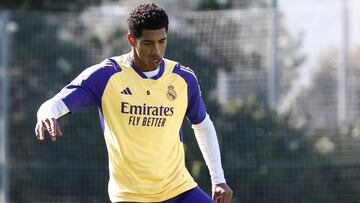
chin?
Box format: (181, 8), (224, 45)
(148, 64), (158, 69)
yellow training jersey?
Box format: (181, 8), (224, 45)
(56, 53), (207, 202)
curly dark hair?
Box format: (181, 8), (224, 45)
(127, 3), (169, 38)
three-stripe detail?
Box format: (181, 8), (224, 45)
(120, 87), (132, 95)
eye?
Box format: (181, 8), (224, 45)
(142, 41), (152, 45)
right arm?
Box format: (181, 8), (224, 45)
(34, 59), (120, 141)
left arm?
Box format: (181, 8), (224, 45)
(192, 114), (233, 203)
(177, 64), (233, 202)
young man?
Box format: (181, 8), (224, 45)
(35, 3), (233, 203)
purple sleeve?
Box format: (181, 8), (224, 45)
(173, 64), (207, 124)
(55, 59), (121, 113)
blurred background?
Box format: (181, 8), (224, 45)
(1, 0), (360, 202)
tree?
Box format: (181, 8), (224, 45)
(9, 12), (109, 202)
(0, 0), (102, 11)
(197, 0), (269, 10)
(5, 2), (324, 202)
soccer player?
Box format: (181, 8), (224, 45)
(35, 3), (233, 203)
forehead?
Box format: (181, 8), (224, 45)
(139, 28), (167, 40)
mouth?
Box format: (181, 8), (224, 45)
(152, 58), (162, 64)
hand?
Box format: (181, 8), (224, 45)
(35, 118), (63, 141)
(212, 183), (233, 203)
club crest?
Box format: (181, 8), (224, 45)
(166, 85), (177, 101)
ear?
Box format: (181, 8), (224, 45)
(127, 33), (136, 47)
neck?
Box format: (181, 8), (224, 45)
(130, 50), (156, 72)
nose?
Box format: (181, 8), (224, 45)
(152, 43), (161, 55)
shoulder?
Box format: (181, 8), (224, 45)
(172, 63), (199, 85)
(162, 58), (198, 82)
(72, 58), (121, 86)
(109, 54), (128, 69)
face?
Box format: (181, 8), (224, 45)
(128, 28), (167, 71)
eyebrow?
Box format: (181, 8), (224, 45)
(142, 37), (167, 43)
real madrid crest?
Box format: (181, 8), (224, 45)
(166, 85), (177, 101)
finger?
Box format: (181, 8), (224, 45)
(34, 123), (40, 140)
(217, 190), (226, 203)
(40, 124), (46, 140)
(49, 119), (58, 141)
(49, 118), (56, 136)
(50, 118), (60, 136)
(213, 192), (221, 202)
(227, 192), (233, 203)
(212, 187), (219, 199)
(55, 121), (63, 136)
(43, 119), (51, 134)
(212, 191), (217, 200)
(43, 119), (56, 141)
(224, 190), (233, 203)
(37, 122), (46, 140)
(220, 193), (225, 203)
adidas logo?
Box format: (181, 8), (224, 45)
(120, 87), (132, 95)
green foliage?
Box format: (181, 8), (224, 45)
(8, 6), (360, 203)
(10, 12), (109, 202)
(198, 0), (231, 10)
(182, 94), (360, 202)
(182, 96), (350, 202)
(197, 0), (269, 10)
(166, 33), (220, 99)
(0, 0), (102, 11)
(215, 97), (326, 202)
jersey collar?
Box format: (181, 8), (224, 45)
(127, 55), (165, 79)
